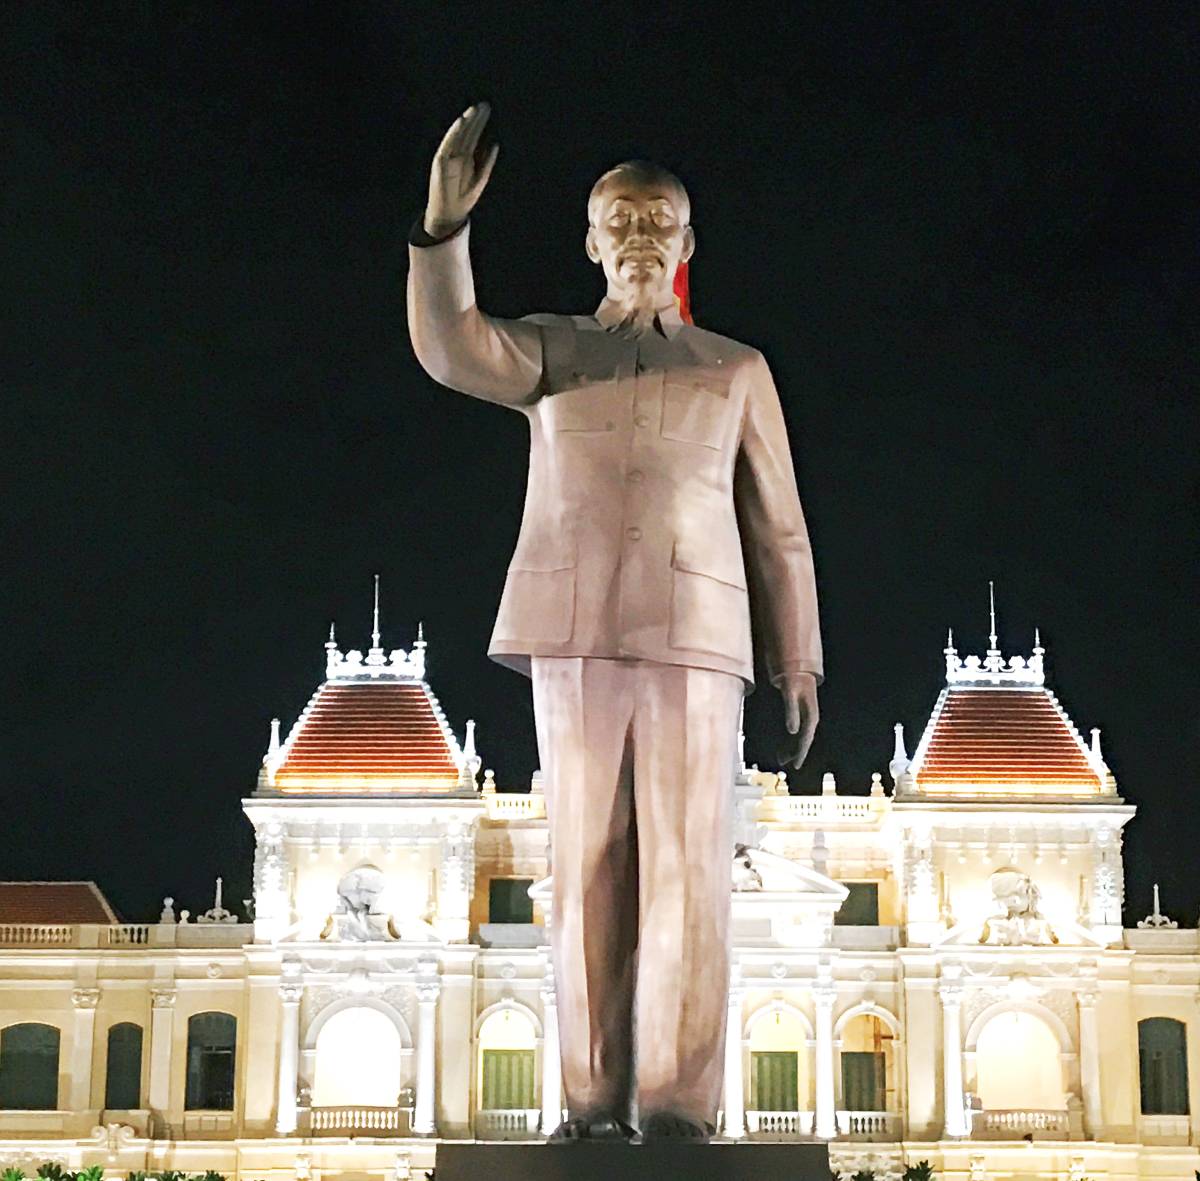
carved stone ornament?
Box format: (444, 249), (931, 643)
(321, 863), (398, 942)
(979, 867), (1059, 946)
(151, 988), (177, 1009)
(72, 987), (101, 1009)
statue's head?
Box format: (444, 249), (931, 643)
(586, 160), (694, 300)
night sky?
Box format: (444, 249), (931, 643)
(4, 4), (1197, 926)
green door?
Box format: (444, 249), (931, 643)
(841, 1051), (886, 1111)
(482, 1049), (535, 1109)
(750, 1051), (799, 1111)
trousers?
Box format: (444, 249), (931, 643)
(531, 656), (744, 1126)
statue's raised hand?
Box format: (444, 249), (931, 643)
(424, 103), (499, 240)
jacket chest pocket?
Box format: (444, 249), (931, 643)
(661, 371), (732, 450)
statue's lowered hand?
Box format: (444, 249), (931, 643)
(424, 102), (499, 240)
(778, 671), (819, 770)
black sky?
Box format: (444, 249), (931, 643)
(3, 3), (1197, 925)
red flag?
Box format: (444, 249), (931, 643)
(673, 261), (693, 324)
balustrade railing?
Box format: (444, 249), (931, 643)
(980, 1108), (1069, 1137)
(106, 924), (151, 945)
(473, 1108), (540, 1140)
(484, 793), (547, 821)
(0, 924), (74, 946)
(836, 1109), (900, 1139)
(745, 1109), (814, 1137)
(310, 1106), (408, 1135)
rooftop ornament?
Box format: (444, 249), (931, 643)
(943, 583), (1046, 686)
(1136, 883), (1178, 930)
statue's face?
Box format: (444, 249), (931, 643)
(586, 176), (694, 299)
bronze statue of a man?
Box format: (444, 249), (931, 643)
(408, 103), (822, 1142)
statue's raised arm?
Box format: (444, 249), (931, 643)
(423, 103), (499, 239)
(407, 102), (544, 405)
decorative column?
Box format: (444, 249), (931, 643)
(539, 969), (562, 1135)
(814, 979), (837, 1139)
(275, 982), (304, 1134)
(69, 988), (101, 1110)
(722, 983), (746, 1139)
(1077, 984), (1103, 1139)
(413, 960), (441, 1135)
(940, 980), (969, 1138)
(148, 988), (177, 1123)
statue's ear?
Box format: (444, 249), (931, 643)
(585, 227), (601, 264)
(681, 225), (695, 264)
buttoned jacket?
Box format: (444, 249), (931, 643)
(407, 225), (822, 688)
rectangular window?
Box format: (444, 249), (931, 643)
(842, 1051), (886, 1111)
(489, 878), (534, 924)
(481, 1049), (535, 1110)
(835, 882), (879, 926)
(750, 1051), (799, 1112)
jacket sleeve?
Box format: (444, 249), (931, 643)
(734, 352), (824, 685)
(406, 222), (545, 406)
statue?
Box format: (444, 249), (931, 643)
(408, 103), (823, 1142)
(321, 864), (398, 943)
(980, 867), (1059, 946)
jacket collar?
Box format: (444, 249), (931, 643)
(594, 297), (686, 340)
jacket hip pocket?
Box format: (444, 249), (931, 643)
(667, 548), (750, 658)
(494, 560), (577, 644)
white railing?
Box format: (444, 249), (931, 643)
(106, 924), (151, 946)
(0, 924), (74, 946)
(759, 796), (884, 824)
(485, 794), (547, 821)
(473, 1108), (540, 1139)
(310, 1106), (406, 1134)
(1138, 1113), (1191, 1143)
(837, 1109), (900, 1139)
(981, 1109), (1069, 1137)
(746, 1109), (814, 1137)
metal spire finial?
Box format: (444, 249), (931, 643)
(988, 580), (998, 651)
(366, 575), (386, 665)
(983, 581), (1004, 672)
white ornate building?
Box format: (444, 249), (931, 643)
(3, 590), (1199, 1180)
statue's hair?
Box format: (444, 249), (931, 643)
(587, 160), (691, 227)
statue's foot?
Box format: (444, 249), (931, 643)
(638, 1111), (715, 1143)
(547, 1111), (636, 1143)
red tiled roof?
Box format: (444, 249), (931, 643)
(0, 881), (118, 924)
(274, 681), (462, 792)
(914, 688), (1100, 792)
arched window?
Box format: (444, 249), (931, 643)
(104, 1023), (143, 1109)
(975, 1010), (1065, 1111)
(0, 1023), (60, 1110)
(1139, 1018), (1189, 1115)
(312, 1006), (404, 1108)
(748, 1009), (809, 1113)
(840, 1014), (895, 1112)
(185, 1012), (236, 1111)
(477, 1008), (537, 1111)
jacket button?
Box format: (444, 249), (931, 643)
(634, 414), (649, 428)
(626, 527), (642, 541)
(627, 469), (644, 483)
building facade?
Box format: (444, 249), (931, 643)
(2, 600), (1198, 1181)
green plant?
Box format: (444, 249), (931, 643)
(196, 1173), (226, 1181)
(1, 1168), (28, 1181)
(157, 1172), (187, 1181)
(903, 1163), (935, 1181)
(852, 1171), (877, 1181)
(35, 1167), (67, 1181)
(76, 1168), (104, 1181)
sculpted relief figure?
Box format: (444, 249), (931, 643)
(980, 867), (1059, 946)
(408, 104), (823, 1141)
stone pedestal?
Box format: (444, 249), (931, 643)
(435, 1141), (830, 1181)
